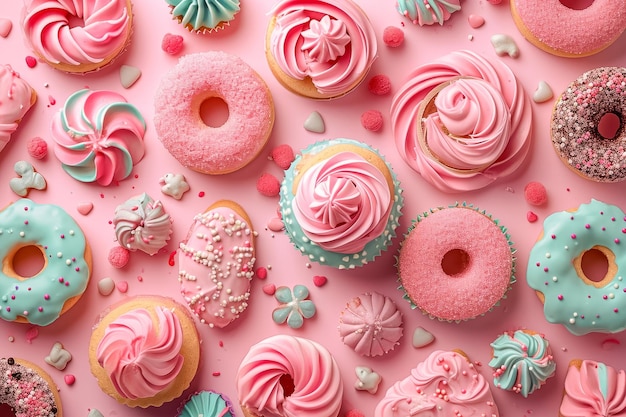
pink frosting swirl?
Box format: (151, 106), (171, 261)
(22, 0), (130, 68)
(113, 193), (172, 256)
(51, 89), (146, 186)
(292, 151), (391, 254)
(0, 65), (35, 152)
(392, 50), (531, 192)
(375, 350), (500, 416)
(237, 335), (343, 417)
(268, 0), (377, 96)
(96, 306), (184, 400)
(560, 360), (626, 417)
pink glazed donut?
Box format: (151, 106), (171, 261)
(510, 0), (626, 57)
(155, 51), (275, 175)
(397, 203), (516, 322)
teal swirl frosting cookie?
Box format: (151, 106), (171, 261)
(165, 0), (240, 33)
(489, 330), (556, 397)
(177, 391), (234, 417)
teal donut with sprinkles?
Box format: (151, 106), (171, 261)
(527, 199), (626, 335)
(0, 199), (91, 326)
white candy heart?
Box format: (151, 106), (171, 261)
(87, 409), (104, 417)
(97, 277), (115, 296)
(412, 326), (435, 348)
(533, 80), (554, 103)
(304, 111), (325, 133)
(355, 366), (381, 394)
(120, 65), (142, 89)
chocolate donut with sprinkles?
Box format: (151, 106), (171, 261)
(551, 67), (626, 182)
(527, 199), (626, 335)
(0, 357), (63, 416)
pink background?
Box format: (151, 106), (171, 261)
(1, 0), (626, 416)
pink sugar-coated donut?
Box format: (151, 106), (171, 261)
(397, 204), (515, 322)
(154, 51), (275, 175)
(510, 0), (626, 57)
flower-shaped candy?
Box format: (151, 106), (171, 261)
(272, 285), (316, 329)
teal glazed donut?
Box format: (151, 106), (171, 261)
(0, 199), (91, 326)
(527, 199), (626, 335)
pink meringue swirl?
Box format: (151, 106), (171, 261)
(113, 193), (172, 256)
(392, 50), (531, 192)
(301, 15), (350, 63)
(237, 335), (343, 417)
(268, 0), (377, 96)
(96, 306), (184, 400)
(0, 65), (35, 152)
(292, 151), (391, 254)
(375, 350), (500, 417)
(422, 78), (512, 171)
(560, 360), (626, 417)
(22, 0), (130, 68)
(52, 89), (146, 186)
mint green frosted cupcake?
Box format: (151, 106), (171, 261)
(280, 138), (403, 269)
(166, 0), (240, 33)
(177, 391), (234, 417)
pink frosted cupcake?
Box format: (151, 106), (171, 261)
(397, 203), (515, 322)
(338, 292), (403, 357)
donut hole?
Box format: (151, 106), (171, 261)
(279, 373), (295, 397)
(11, 245), (46, 278)
(0, 403), (15, 417)
(559, 0), (594, 10)
(598, 112), (622, 139)
(580, 248), (609, 282)
(199, 96), (229, 128)
(441, 249), (470, 276)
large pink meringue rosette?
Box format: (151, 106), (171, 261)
(292, 151), (391, 254)
(52, 89), (146, 186)
(268, 0), (377, 97)
(392, 50), (532, 192)
(96, 306), (184, 400)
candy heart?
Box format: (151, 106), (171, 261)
(533, 80), (554, 103)
(116, 280), (129, 293)
(97, 277), (115, 296)
(0, 19), (12, 38)
(262, 284), (276, 296)
(313, 275), (327, 287)
(304, 111), (325, 133)
(77, 201), (93, 215)
(267, 217), (284, 232)
(468, 14), (485, 29)
(120, 65), (141, 89)
(64, 374), (76, 385)
(412, 326), (435, 348)
(527, 211), (538, 223)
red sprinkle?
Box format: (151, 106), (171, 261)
(270, 144), (295, 170)
(161, 33), (184, 55)
(256, 173), (281, 197)
(313, 275), (328, 287)
(361, 110), (384, 132)
(212, 371), (221, 377)
(526, 211), (538, 223)
(256, 267), (268, 280)
(25, 56), (37, 68)
(168, 250), (177, 266)
(524, 181), (548, 206)
(25, 326), (39, 343)
(198, 191), (205, 197)
(368, 74), (392, 96)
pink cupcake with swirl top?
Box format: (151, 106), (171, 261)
(392, 50), (532, 192)
(51, 89), (146, 186)
(265, 0), (377, 99)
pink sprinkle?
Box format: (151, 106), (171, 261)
(382, 26), (404, 47)
(601, 338), (621, 350)
(571, 234), (577, 239)
(616, 238), (621, 244)
(526, 211), (538, 223)
(25, 56), (37, 68)
(361, 110), (383, 132)
(218, 340), (224, 347)
(48, 95), (56, 106)
(161, 33), (184, 55)
(116, 281), (129, 293)
(27, 137), (48, 159)
(558, 294), (564, 300)
(524, 182), (548, 206)
(262, 284), (276, 296)
(198, 191), (205, 198)
(25, 326), (39, 343)
(615, 308), (620, 313)
(137, 275), (143, 282)
(44, 294), (50, 300)
(212, 371), (221, 377)
(168, 250), (176, 266)
(368, 74), (392, 96)
(256, 267), (268, 280)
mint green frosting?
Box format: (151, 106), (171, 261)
(0, 199), (90, 326)
(489, 330), (556, 397)
(527, 199), (626, 335)
(396, 0), (461, 25)
(166, 0), (240, 31)
(179, 391), (234, 417)
(279, 138), (403, 269)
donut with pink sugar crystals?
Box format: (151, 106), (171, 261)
(154, 51), (275, 174)
(510, 0), (626, 57)
(397, 203), (515, 322)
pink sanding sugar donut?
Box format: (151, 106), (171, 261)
(397, 203), (515, 322)
(510, 0), (626, 57)
(154, 51), (275, 174)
